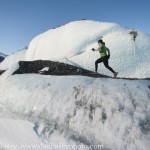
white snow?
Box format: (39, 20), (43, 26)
(0, 20), (150, 150)
(38, 67), (49, 73)
(25, 21), (119, 61)
(0, 119), (42, 149)
(0, 73), (150, 150)
(25, 20), (150, 78)
(0, 49), (26, 70)
(1, 20), (150, 77)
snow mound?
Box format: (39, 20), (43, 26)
(26, 20), (119, 60)
(25, 20), (150, 78)
(1, 20), (150, 78)
(0, 74), (150, 150)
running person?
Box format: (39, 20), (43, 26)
(91, 39), (118, 78)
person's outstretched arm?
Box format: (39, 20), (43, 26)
(91, 44), (102, 51)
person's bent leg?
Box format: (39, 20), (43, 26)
(95, 58), (103, 72)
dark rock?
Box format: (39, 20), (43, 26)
(0, 70), (5, 75)
(129, 30), (138, 41)
(13, 60), (110, 78)
(0, 56), (5, 63)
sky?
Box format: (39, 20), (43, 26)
(0, 0), (150, 55)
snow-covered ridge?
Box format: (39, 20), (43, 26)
(0, 74), (150, 150)
(1, 20), (150, 78)
(25, 20), (120, 60)
(25, 20), (150, 78)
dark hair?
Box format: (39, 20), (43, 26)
(98, 39), (105, 44)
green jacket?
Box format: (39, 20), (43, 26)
(99, 44), (108, 57)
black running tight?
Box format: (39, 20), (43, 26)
(95, 56), (115, 73)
